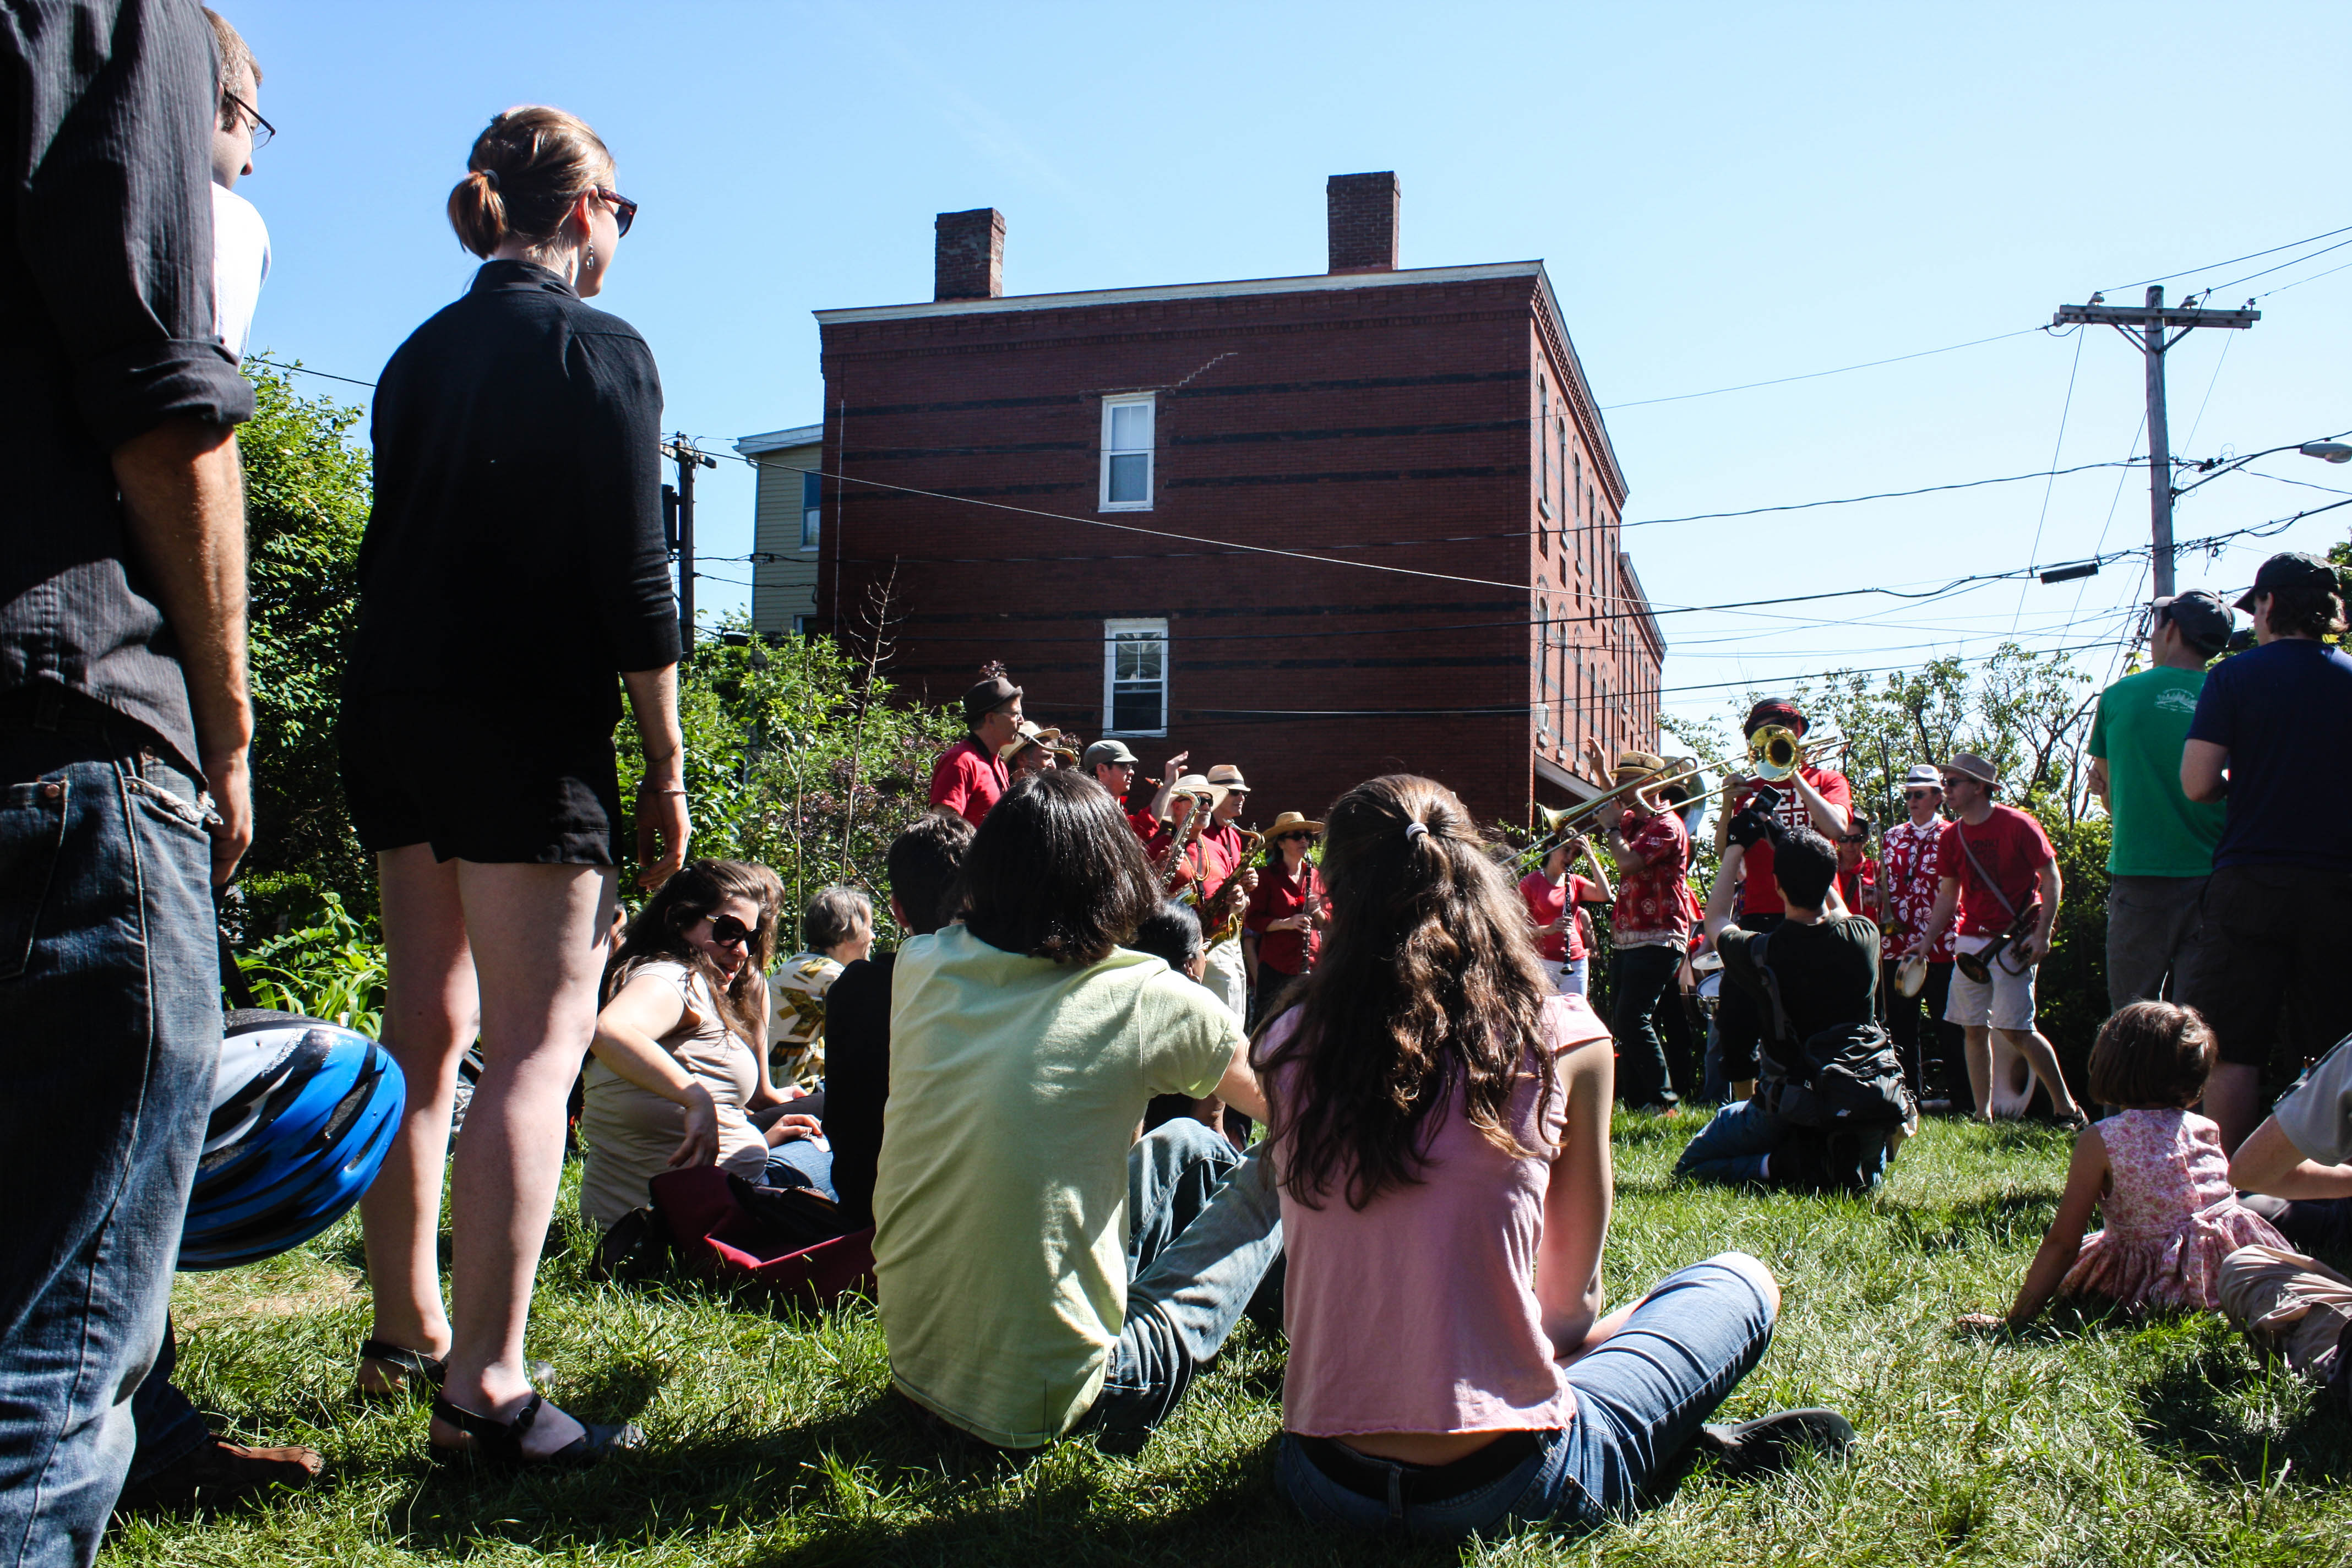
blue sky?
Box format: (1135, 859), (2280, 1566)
(229, 0), (2352, 729)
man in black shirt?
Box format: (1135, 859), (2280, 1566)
(824, 809), (976, 1228)
(1674, 824), (1907, 1191)
(0, 4), (259, 1561)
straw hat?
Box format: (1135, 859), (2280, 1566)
(1262, 810), (1323, 840)
(997, 720), (1066, 761)
(1169, 772), (1228, 811)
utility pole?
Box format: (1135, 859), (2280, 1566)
(2052, 286), (2257, 597)
(660, 434), (717, 654)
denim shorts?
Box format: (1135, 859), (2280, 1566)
(1277, 1252), (1778, 1539)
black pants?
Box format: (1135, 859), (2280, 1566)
(1882, 959), (1961, 1101)
(1609, 945), (1682, 1109)
(2180, 862), (2352, 1074)
(1711, 913), (1783, 1084)
(1656, 983), (1701, 1103)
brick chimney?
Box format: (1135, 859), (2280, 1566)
(934, 208), (1005, 301)
(1326, 172), (1399, 274)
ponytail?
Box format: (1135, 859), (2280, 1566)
(446, 105), (613, 260)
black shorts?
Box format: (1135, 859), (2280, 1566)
(2177, 861), (2352, 1070)
(339, 690), (623, 865)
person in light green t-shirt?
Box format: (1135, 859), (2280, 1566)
(873, 772), (1282, 1452)
(2087, 591), (2233, 1012)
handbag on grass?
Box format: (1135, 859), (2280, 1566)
(646, 1164), (874, 1309)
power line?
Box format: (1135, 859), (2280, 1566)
(247, 354), (377, 389)
(1624, 460), (2144, 528)
(1596, 328), (2044, 411)
(2102, 221), (2352, 293)
(2197, 235), (2352, 299)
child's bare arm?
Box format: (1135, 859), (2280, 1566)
(1971, 1124), (2109, 1330)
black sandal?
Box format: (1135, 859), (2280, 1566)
(357, 1340), (556, 1402)
(429, 1392), (642, 1469)
(356, 1338), (446, 1401)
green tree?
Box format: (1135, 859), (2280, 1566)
(236, 362), (372, 935)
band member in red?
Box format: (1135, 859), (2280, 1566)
(1834, 816), (1877, 921)
(1708, 699), (1852, 1095)
(1582, 742), (1690, 1112)
(1194, 764), (1258, 1019)
(1519, 831), (1611, 999)
(928, 667), (1021, 826)
(1243, 812), (1326, 1023)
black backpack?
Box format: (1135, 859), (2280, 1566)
(1749, 932), (1914, 1131)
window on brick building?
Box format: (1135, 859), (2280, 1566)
(799, 471), (821, 550)
(1103, 617), (1168, 736)
(1100, 394), (1156, 510)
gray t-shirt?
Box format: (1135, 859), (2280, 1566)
(2274, 1035), (2352, 1166)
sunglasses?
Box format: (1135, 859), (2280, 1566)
(594, 187), (638, 238)
(225, 90), (275, 151)
(1903, 787), (1939, 798)
(707, 914), (754, 949)
(1838, 835), (1868, 845)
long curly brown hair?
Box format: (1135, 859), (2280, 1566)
(603, 859), (784, 1044)
(1254, 774), (1557, 1211)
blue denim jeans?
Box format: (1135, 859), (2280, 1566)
(1081, 1119), (1283, 1451)
(0, 696), (220, 1568)
(1276, 1253), (1777, 1539)
(761, 1136), (837, 1200)
(1672, 1099), (1894, 1189)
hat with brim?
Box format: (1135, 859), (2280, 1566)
(2234, 551), (2339, 614)
(1082, 739), (1139, 769)
(998, 721), (1064, 761)
(2153, 591), (2234, 652)
(1169, 773), (1229, 812)
(1939, 752), (1999, 786)
(1262, 810), (1323, 840)
(1205, 764), (1250, 793)
(1612, 750), (1669, 785)
(1901, 764), (1943, 790)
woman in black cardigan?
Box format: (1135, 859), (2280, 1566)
(341, 106), (686, 1466)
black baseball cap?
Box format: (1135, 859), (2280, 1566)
(2234, 552), (2339, 614)
(2151, 591), (2233, 653)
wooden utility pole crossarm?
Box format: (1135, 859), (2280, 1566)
(2051, 286), (2258, 597)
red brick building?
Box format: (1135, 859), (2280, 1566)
(805, 173), (1665, 829)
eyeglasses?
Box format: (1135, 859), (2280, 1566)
(1903, 787), (1939, 799)
(1837, 835), (1868, 845)
(225, 90), (274, 151)
(1939, 777), (1971, 792)
(594, 187), (638, 238)
(707, 914), (753, 949)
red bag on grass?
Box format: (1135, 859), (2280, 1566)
(647, 1166), (874, 1310)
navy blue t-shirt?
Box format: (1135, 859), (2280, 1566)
(2186, 638), (2352, 872)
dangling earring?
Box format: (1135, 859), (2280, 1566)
(584, 242), (596, 273)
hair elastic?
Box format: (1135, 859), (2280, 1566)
(477, 167), (500, 189)
(1403, 821), (1430, 844)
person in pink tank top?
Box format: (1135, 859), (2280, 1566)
(1255, 774), (1853, 1540)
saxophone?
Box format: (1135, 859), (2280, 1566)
(1205, 827), (1263, 948)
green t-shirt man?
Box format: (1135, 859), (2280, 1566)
(2087, 665), (2226, 877)
(872, 923), (1238, 1449)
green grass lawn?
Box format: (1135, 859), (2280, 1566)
(107, 1114), (2352, 1567)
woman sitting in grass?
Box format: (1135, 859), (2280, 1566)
(1958, 1001), (2286, 1331)
(1256, 774), (1849, 1541)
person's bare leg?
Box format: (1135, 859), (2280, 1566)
(1999, 1028), (2082, 1119)
(432, 861), (614, 1458)
(358, 846), (477, 1389)
(2204, 1061), (2266, 1155)
(1963, 1025), (1994, 1122)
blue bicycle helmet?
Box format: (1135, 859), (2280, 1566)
(180, 1009), (406, 1271)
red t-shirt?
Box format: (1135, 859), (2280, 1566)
(1149, 824), (1232, 903)
(1835, 857), (1878, 921)
(1244, 860), (1325, 975)
(1730, 766), (1852, 916)
(1936, 805), (2056, 938)
(927, 737), (1008, 827)
(1519, 871), (1604, 962)
(1124, 806), (1158, 841)
(1879, 818), (1955, 961)
(1613, 809), (1691, 946)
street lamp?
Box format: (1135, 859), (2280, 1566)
(2299, 442), (2352, 464)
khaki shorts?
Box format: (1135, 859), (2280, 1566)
(1944, 938), (2037, 1032)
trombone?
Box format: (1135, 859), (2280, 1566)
(1746, 721), (1849, 783)
(1512, 755), (1714, 872)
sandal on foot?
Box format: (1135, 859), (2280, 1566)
(429, 1392), (642, 1469)
(1696, 1407), (1854, 1478)
(357, 1341), (556, 1402)
(356, 1339), (447, 1401)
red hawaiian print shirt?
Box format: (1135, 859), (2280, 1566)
(1880, 817), (1954, 961)
(1612, 809), (1691, 948)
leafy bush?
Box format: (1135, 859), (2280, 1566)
(235, 887), (386, 1035)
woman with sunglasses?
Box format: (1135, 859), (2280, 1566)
(1242, 812), (1327, 1025)
(342, 106), (678, 1467)
(581, 862), (790, 1233)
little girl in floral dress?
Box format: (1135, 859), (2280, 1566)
(1960, 1001), (2286, 1330)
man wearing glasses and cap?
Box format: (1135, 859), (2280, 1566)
(2087, 591), (2233, 1015)
(2180, 553), (2352, 1153)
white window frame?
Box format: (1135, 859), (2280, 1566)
(1099, 393), (1156, 512)
(1102, 617), (1169, 738)
(799, 470), (821, 551)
